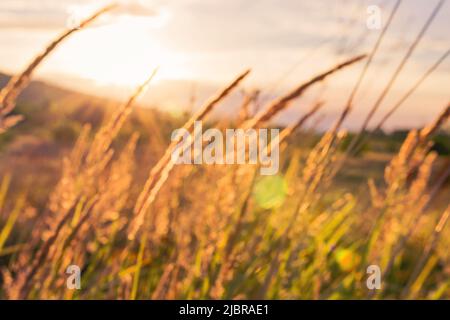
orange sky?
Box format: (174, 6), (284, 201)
(0, 0), (449, 130)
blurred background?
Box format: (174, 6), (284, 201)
(1, 0), (449, 129)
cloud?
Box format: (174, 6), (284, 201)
(114, 1), (157, 17)
(0, 0), (160, 29)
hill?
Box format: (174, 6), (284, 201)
(0, 72), (183, 206)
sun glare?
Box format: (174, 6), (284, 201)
(56, 12), (187, 88)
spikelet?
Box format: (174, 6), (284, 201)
(7, 71), (154, 298)
(92, 133), (139, 242)
(278, 101), (324, 143)
(0, 4), (117, 132)
(365, 104), (449, 282)
(242, 54), (366, 129)
(128, 70), (251, 240)
(49, 70), (155, 216)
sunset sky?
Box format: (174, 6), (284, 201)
(0, 0), (449, 129)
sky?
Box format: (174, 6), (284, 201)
(0, 0), (449, 130)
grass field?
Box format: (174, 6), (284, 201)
(0, 2), (449, 300)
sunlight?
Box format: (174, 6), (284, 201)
(55, 12), (187, 88)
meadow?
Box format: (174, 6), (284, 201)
(0, 3), (449, 300)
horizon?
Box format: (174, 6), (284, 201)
(1, 68), (447, 134)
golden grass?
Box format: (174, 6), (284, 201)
(0, 4), (449, 300)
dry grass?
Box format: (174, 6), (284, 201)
(0, 4), (449, 300)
